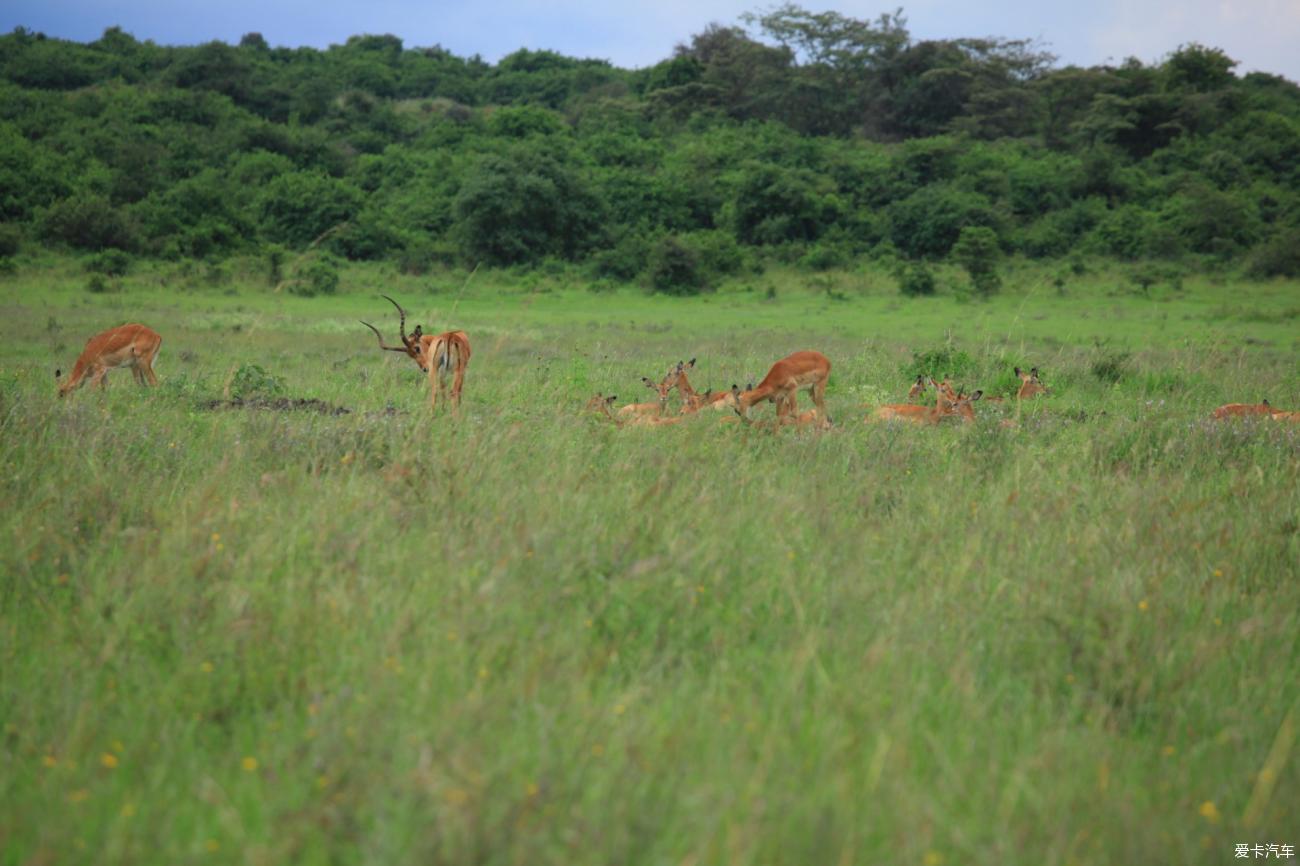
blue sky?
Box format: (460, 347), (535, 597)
(4, 0), (1298, 82)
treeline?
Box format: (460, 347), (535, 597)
(1, 5), (1299, 292)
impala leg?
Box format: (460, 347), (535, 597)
(451, 366), (465, 415)
(811, 380), (827, 417)
(91, 367), (109, 389)
(132, 365), (145, 386)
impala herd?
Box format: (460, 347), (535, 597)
(53, 299), (1300, 427)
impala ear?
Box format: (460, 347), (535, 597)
(971, 390), (983, 401)
(1263, 398), (1270, 406)
(642, 377), (654, 388)
(607, 395), (617, 404)
(1030, 367), (1039, 377)
(688, 358), (696, 367)
(55, 369), (62, 379)
(1014, 367), (1022, 377)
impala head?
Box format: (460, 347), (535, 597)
(927, 376), (958, 401)
(586, 393), (618, 419)
(55, 368), (73, 397)
(945, 389), (983, 422)
(361, 295), (428, 373)
(643, 375), (674, 411)
(1016, 366), (1048, 398)
(907, 375), (927, 399)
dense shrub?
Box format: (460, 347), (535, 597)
(952, 226), (1002, 296)
(648, 235), (706, 295)
(85, 249), (132, 276)
(895, 262), (936, 296)
(886, 185), (1001, 259)
(39, 195), (137, 251)
(288, 254), (341, 297)
(0, 224), (21, 257)
(1245, 228), (1300, 278)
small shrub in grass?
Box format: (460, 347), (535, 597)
(895, 262), (936, 297)
(86, 273), (112, 294)
(289, 255), (340, 297)
(902, 344), (975, 379)
(86, 249), (131, 277)
(230, 364), (283, 399)
(1091, 351), (1131, 384)
(0, 257), (15, 277)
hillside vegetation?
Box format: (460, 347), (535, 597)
(1, 7), (1299, 291)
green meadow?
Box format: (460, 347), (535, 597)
(2, 258), (1298, 865)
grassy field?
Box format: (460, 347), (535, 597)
(2, 256), (1298, 865)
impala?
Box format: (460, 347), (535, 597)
(1015, 367), (1048, 399)
(730, 350), (831, 425)
(673, 359), (746, 413)
(588, 392), (684, 427)
(57, 323), (162, 397)
(362, 295), (470, 414)
(616, 373), (676, 420)
(1211, 400), (1272, 420)
(871, 379), (982, 424)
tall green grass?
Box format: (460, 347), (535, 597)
(1, 261), (1297, 865)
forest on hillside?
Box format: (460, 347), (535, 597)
(2, 5), (1299, 293)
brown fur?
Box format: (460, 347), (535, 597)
(732, 350), (831, 425)
(1211, 400), (1272, 420)
(57, 323), (162, 396)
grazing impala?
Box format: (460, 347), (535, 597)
(362, 295), (470, 415)
(730, 350), (831, 425)
(1211, 400), (1272, 420)
(57, 323), (162, 396)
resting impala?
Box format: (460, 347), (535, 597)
(362, 296), (470, 415)
(871, 379), (982, 424)
(673, 359), (746, 413)
(1211, 399), (1272, 420)
(730, 350), (831, 425)
(588, 392), (684, 427)
(57, 323), (162, 397)
(1015, 367), (1048, 399)
(617, 373), (676, 420)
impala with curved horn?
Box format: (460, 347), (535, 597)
(362, 295), (470, 415)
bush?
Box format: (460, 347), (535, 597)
(896, 263), (936, 297)
(0, 224), (22, 258)
(647, 235), (705, 295)
(952, 226), (1002, 297)
(1091, 351), (1130, 384)
(1245, 229), (1300, 278)
(902, 344), (975, 379)
(86, 249), (132, 277)
(230, 363), (284, 399)
(289, 255), (341, 297)
(590, 234), (650, 282)
(39, 195), (137, 251)
(887, 185), (1001, 259)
